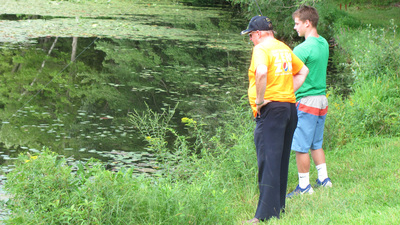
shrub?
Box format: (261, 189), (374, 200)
(324, 21), (400, 149)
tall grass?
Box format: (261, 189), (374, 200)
(4, 130), (400, 224)
(285, 137), (400, 225)
(3, 101), (261, 224)
(324, 20), (400, 150)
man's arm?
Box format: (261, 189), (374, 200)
(255, 64), (267, 104)
(255, 64), (271, 115)
(293, 65), (309, 92)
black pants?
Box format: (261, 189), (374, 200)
(253, 102), (297, 221)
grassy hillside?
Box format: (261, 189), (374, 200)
(4, 115), (400, 224)
(344, 3), (400, 29)
(283, 137), (400, 225)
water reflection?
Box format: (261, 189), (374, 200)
(0, 14), (58, 20)
(0, 34), (248, 173)
(0, 1), (345, 176)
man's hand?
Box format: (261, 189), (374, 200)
(256, 99), (272, 117)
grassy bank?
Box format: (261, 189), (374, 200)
(338, 2), (400, 29)
(285, 137), (400, 224)
(3, 117), (400, 224)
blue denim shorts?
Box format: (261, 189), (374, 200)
(291, 95), (328, 153)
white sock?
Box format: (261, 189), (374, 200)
(316, 163), (328, 182)
(298, 172), (310, 189)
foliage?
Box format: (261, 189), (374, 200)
(345, 6), (400, 30)
(128, 101), (231, 173)
(336, 21), (399, 83)
(315, 2), (361, 38)
(225, 0), (364, 44)
(5, 149), (155, 224)
(4, 101), (259, 224)
(324, 21), (400, 149)
(0, 0), (249, 158)
(331, 0), (398, 6)
(129, 104), (181, 162)
(286, 137), (400, 224)
(4, 116), (400, 224)
(0, 0), (239, 44)
(179, 0), (228, 6)
(225, 0), (304, 42)
(0, 37), (103, 151)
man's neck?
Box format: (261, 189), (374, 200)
(259, 34), (275, 44)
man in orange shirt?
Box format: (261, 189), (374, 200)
(241, 16), (309, 223)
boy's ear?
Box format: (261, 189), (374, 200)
(305, 20), (311, 27)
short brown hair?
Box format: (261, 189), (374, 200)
(292, 5), (319, 28)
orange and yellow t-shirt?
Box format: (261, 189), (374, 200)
(248, 38), (304, 117)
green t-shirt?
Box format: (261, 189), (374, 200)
(293, 36), (329, 101)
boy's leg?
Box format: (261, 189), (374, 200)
(295, 152), (311, 188)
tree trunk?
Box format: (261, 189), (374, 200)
(71, 37), (78, 62)
(19, 37), (59, 100)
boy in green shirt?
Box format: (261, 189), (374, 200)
(287, 5), (332, 198)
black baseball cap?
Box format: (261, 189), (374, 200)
(241, 15), (273, 35)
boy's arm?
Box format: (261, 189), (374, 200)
(293, 65), (309, 92)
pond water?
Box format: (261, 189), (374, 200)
(0, 1), (251, 174)
(0, 1), (345, 176)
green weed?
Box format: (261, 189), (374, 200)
(324, 21), (400, 149)
(4, 120), (400, 224)
(4, 102), (259, 224)
(285, 137), (400, 225)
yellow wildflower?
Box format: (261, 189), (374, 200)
(182, 117), (197, 126)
